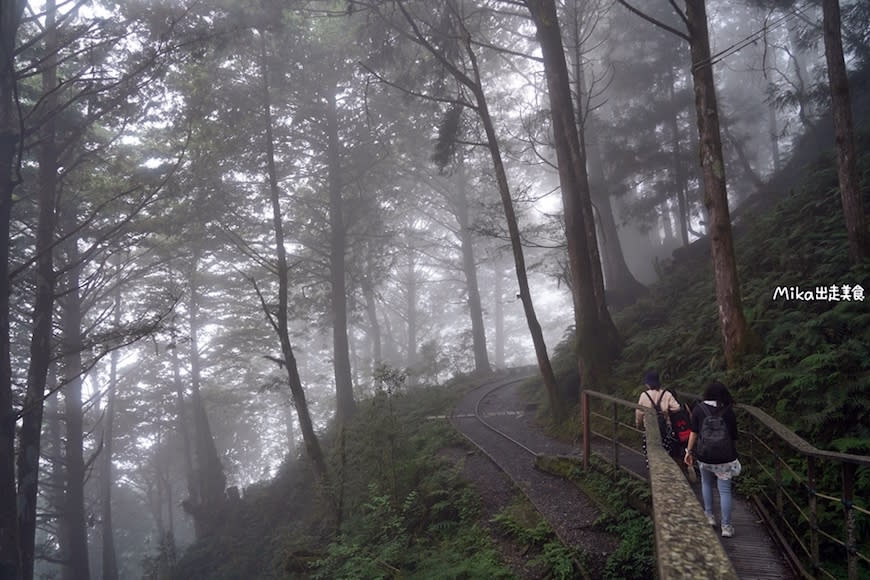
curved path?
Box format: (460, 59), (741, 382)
(451, 372), (794, 580)
(450, 374), (617, 575)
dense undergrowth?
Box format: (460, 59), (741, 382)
(166, 371), (528, 579)
(490, 500), (581, 579)
(536, 455), (654, 579)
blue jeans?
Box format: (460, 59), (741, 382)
(700, 464), (733, 526)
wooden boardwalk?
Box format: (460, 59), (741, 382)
(453, 376), (797, 579)
(588, 435), (795, 579)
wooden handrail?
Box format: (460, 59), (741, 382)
(674, 390), (870, 467)
(581, 388), (738, 578)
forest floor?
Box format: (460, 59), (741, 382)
(441, 375), (618, 578)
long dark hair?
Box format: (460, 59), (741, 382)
(702, 381), (734, 408)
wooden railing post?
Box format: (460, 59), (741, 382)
(808, 456), (819, 574)
(842, 462), (857, 580)
(581, 390), (590, 471)
(775, 448), (783, 519)
(612, 402), (619, 474)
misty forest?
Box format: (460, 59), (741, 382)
(1, 0), (869, 578)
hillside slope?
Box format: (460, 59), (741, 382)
(600, 67), (870, 454)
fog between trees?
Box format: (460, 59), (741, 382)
(0, 0), (866, 578)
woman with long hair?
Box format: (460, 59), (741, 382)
(684, 381), (741, 538)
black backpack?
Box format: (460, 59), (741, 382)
(666, 389), (692, 444)
(696, 404), (734, 464)
(644, 391), (676, 453)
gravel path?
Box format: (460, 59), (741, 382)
(449, 375), (618, 576)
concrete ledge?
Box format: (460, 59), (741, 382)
(644, 412), (738, 579)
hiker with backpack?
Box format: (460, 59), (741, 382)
(635, 370), (696, 482)
(635, 370), (679, 456)
(684, 381), (741, 538)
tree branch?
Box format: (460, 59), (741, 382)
(357, 61), (477, 110)
(615, 0), (690, 42)
(668, 0), (689, 28)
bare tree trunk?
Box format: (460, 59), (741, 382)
(258, 30), (330, 498)
(720, 110), (764, 199)
(455, 163), (490, 373)
(0, 5), (26, 575)
(493, 260), (504, 369)
(100, 281), (121, 580)
(404, 250), (417, 368)
(186, 259), (226, 538)
(662, 202), (675, 245)
(786, 17), (813, 128)
(476, 97), (562, 417)
(18, 1), (60, 573)
(768, 100), (780, 173)
(283, 400), (297, 458)
(390, 0), (561, 416)
(570, 1), (646, 299)
(822, 0), (867, 264)
(381, 312), (398, 368)
(325, 87), (356, 425)
(59, 209), (91, 580)
(686, 0), (757, 368)
(361, 270), (382, 368)
(668, 77), (691, 247)
(170, 320), (196, 500)
(589, 158), (644, 296)
(45, 381), (67, 574)
(525, 0), (620, 390)
(685, 109), (709, 234)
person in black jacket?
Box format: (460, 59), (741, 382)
(684, 381), (741, 538)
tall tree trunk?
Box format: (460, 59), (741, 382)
(258, 30), (330, 498)
(525, 0), (620, 390)
(170, 322), (195, 508)
(662, 202), (675, 245)
(325, 87), (356, 425)
(767, 96), (780, 174)
(59, 208), (91, 580)
(381, 313), (398, 368)
(404, 250), (417, 368)
(475, 93), (561, 418)
(720, 110), (764, 200)
(283, 399), (297, 458)
(493, 260), (504, 369)
(589, 150), (645, 296)
(393, 0), (562, 417)
(686, 0), (757, 368)
(0, 5), (26, 575)
(186, 258), (226, 538)
(45, 378), (66, 573)
(460, 45), (562, 419)
(668, 76), (691, 247)
(100, 282), (121, 580)
(687, 111), (708, 234)
(361, 268), (382, 369)
(786, 16), (812, 128)
(18, 1), (60, 574)
(455, 163), (490, 373)
(822, 0), (867, 264)
(570, 1), (646, 298)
